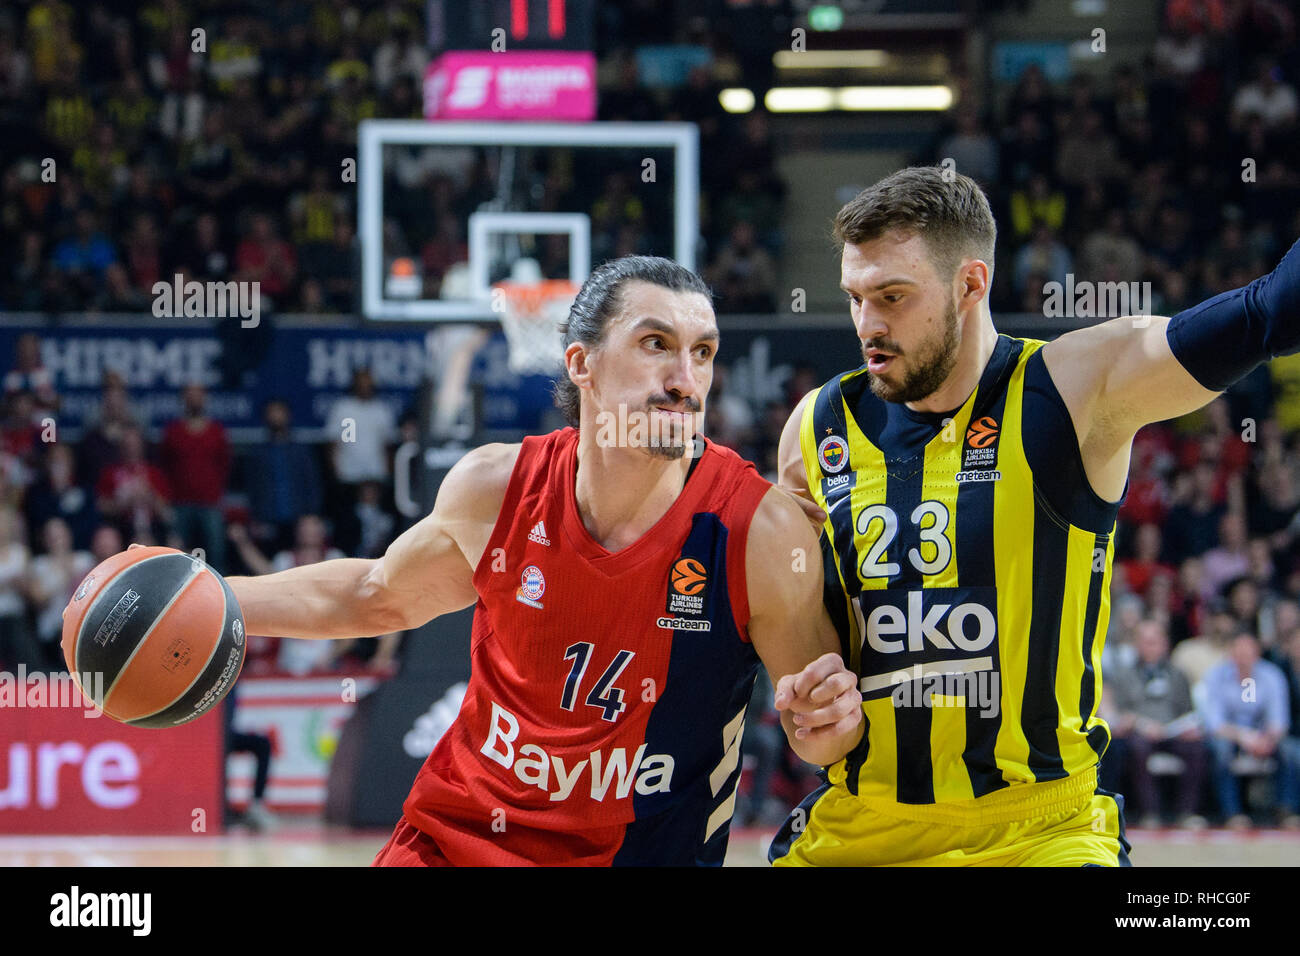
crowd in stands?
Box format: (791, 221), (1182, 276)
(0, 0), (787, 315)
(925, 0), (1298, 317)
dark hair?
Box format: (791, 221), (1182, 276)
(833, 166), (997, 279)
(552, 255), (711, 427)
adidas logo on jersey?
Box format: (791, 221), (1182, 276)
(527, 521), (551, 546)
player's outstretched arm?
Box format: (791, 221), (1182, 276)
(226, 443), (517, 640)
(746, 487), (863, 767)
(1043, 237), (1300, 500)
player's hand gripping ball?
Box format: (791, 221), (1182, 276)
(61, 545), (246, 727)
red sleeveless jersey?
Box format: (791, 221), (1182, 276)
(402, 427), (773, 865)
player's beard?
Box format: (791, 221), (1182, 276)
(864, 298), (961, 404)
(644, 394), (701, 460)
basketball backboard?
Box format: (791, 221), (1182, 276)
(357, 120), (699, 321)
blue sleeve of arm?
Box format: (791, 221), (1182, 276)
(1166, 237), (1300, 391)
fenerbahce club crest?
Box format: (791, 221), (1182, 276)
(657, 558), (712, 632)
(818, 434), (848, 474)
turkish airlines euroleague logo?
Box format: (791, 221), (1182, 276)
(661, 558), (711, 630)
(671, 558), (708, 596)
(960, 415), (1002, 480)
(965, 416), (999, 448)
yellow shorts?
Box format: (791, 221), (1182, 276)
(769, 768), (1131, 867)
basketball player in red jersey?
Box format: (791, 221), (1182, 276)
(223, 256), (864, 865)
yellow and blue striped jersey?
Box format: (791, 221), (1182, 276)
(799, 335), (1118, 805)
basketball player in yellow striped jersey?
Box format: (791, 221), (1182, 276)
(769, 166), (1300, 865)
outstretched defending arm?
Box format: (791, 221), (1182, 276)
(1043, 237), (1300, 501)
(226, 443), (517, 640)
(746, 487), (863, 767)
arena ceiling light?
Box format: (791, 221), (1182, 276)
(764, 87), (836, 112)
(837, 85), (954, 110)
(772, 50), (889, 70)
(761, 86), (953, 112)
(719, 88), (757, 113)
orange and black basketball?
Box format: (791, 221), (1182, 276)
(61, 546), (246, 728)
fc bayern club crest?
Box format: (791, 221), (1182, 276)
(818, 434), (848, 474)
(516, 564), (546, 609)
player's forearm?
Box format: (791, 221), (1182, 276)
(781, 710), (865, 767)
(1167, 235), (1300, 391)
(226, 558), (399, 639)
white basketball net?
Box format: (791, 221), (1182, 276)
(495, 279), (577, 375)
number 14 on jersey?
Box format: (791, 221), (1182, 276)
(561, 642), (636, 722)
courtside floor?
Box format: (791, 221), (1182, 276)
(1, 825), (1296, 866)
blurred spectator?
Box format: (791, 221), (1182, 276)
(1008, 174), (1066, 243)
(95, 424), (171, 545)
(245, 399), (323, 554)
(1172, 609), (1236, 689)
(121, 212), (163, 296)
(160, 384), (230, 572)
(354, 480), (395, 560)
(1006, 63), (1056, 130)
(89, 524), (123, 564)
(1119, 524), (1176, 600)
(0, 389), (41, 489)
(1202, 634), (1298, 826)
(79, 373), (140, 487)
(327, 367), (394, 488)
(5, 332), (57, 412)
(5, 231), (53, 311)
(372, 20), (426, 93)
(25, 442), (97, 551)
(589, 172), (646, 264)
(707, 221), (777, 313)
(1056, 110), (1128, 189)
(1106, 619), (1207, 828)
(224, 682), (275, 831)
(171, 212), (231, 282)
(1163, 462), (1227, 563)
(1000, 110), (1055, 186)
(1250, 459), (1300, 547)
(1225, 575), (1267, 638)
(289, 167), (348, 249)
(234, 212), (297, 303)
(25, 516), (93, 672)
(1230, 59), (1298, 133)
(1167, 557), (1209, 644)
(1200, 513), (1253, 600)
(1012, 224), (1072, 297)
(0, 25), (32, 102)
(50, 209), (117, 305)
(936, 109), (999, 188)
(1079, 210), (1144, 285)
(702, 366), (755, 455)
(0, 508), (35, 671)
(180, 111), (242, 211)
(326, 368), (395, 553)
